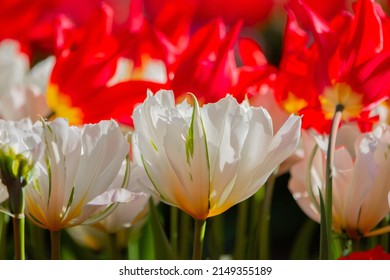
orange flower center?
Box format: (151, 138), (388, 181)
(319, 83), (363, 120)
(47, 83), (84, 125)
(282, 92), (308, 114)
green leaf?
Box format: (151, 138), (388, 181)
(185, 102), (196, 165)
(0, 212), (10, 259)
(148, 198), (175, 259)
(306, 144), (320, 211)
(134, 222), (155, 260)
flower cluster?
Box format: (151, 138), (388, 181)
(0, 0), (389, 260)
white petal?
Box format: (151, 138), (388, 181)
(0, 39), (29, 94)
(163, 100), (210, 219)
(201, 96), (247, 212)
(24, 56), (55, 93)
(86, 189), (145, 205)
(74, 120), (129, 205)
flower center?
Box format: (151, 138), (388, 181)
(319, 83), (363, 120)
(47, 83), (84, 125)
(282, 92), (308, 114)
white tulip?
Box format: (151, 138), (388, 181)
(289, 124), (390, 238)
(25, 118), (133, 231)
(0, 118), (43, 214)
(133, 89), (301, 220)
(0, 39), (52, 121)
(0, 118), (43, 183)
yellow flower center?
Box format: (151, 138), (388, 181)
(47, 83), (84, 125)
(319, 83), (363, 120)
(282, 92), (308, 114)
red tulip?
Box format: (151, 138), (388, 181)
(0, 0), (71, 54)
(275, 0), (390, 133)
(230, 37), (277, 102)
(340, 246), (390, 260)
(47, 4), (166, 126)
(170, 19), (242, 103)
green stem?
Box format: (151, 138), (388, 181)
(108, 233), (121, 260)
(50, 230), (61, 260)
(192, 219), (206, 260)
(12, 215), (25, 260)
(128, 237), (139, 260)
(380, 216), (389, 251)
(127, 227), (142, 260)
(137, 221), (155, 260)
(247, 188), (265, 259)
(8, 183), (25, 260)
(0, 212), (7, 259)
(234, 200), (248, 259)
(170, 206), (179, 256)
(259, 171), (277, 260)
(320, 105), (343, 260)
(179, 211), (191, 259)
(29, 222), (47, 259)
(208, 216), (224, 259)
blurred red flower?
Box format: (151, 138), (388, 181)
(274, 0), (390, 133)
(47, 4), (165, 126)
(0, 0), (131, 55)
(340, 246), (390, 260)
(170, 19), (242, 103)
(144, 0), (274, 26)
(0, 0), (69, 54)
(301, 0), (347, 20)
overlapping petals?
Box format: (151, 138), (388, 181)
(133, 89), (301, 220)
(289, 124), (390, 238)
(25, 118), (132, 231)
(275, 0), (390, 133)
(0, 118), (43, 187)
(96, 162), (150, 233)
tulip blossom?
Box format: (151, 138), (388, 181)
(48, 2), (254, 126)
(289, 124), (390, 239)
(170, 19), (241, 104)
(0, 118), (43, 208)
(0, 118), (43, 259)
(133, 89), (301, 220)
(275, 0), (390, 133)
(230, 37), (277, 103)
(25, 118), (132, 231)
(0, 39), (52, 121)
(47, 4), (166, 126)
